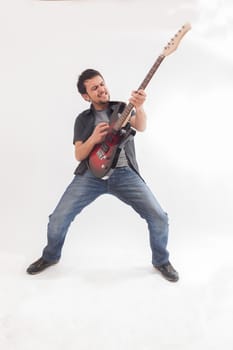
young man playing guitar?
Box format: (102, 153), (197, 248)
(27, 69), (179, 282)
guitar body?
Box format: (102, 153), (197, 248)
(88, 101), (135, 178)
(88, 129), (125, 178)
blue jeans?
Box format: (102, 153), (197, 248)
(42, 167), (169, 266)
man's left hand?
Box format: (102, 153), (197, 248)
(129, 89), (147, 108)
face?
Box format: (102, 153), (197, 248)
(82, 75), (110, 110)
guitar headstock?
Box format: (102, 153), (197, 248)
(162, 22), (191, 57)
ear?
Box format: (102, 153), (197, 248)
(82, 93), (91, 102)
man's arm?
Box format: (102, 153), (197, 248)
(129, 89), (147, 132)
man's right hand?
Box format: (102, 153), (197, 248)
(75, 122), (110, 162)
(91, 122), (109, 144)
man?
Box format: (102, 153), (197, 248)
(27, 69), (179, 282)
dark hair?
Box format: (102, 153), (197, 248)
(77, 69), (103, 94)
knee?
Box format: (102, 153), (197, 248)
(47, 211), (69, 233)
(162, 211), (169, 224)
(157, 211), (169, 227)
(144, 207), (169, 227)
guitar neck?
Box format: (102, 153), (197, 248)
(114, 54), (165, 130)
(112, 22), (192, 131)
(138, 54), (165, 90)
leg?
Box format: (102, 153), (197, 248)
(108, 167), (169, 266)
(42, 171), (107, 262)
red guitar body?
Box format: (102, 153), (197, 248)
(88, 124), (133, 178)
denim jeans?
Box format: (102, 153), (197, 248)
(42, 167), (169, 266)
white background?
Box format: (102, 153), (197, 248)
(0, 0), (233, 349)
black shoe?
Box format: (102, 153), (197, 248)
(26, 257), (59, 275)
(154, 262), (179, 282)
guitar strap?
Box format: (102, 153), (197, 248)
(111, 122), (136, 169)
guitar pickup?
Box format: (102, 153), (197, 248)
(97, 149), (105, 160)
(101, 142), (109, 152)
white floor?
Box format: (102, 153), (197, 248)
(1, 230), (233, 350)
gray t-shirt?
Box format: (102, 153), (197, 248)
(94, 109), (129, 167)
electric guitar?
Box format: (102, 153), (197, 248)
(88, 22), (191, 178)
